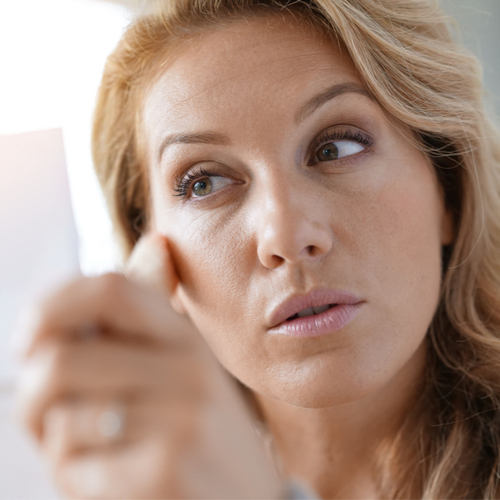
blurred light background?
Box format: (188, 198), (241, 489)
(0, 0), (131, 277)
(0, 0), (498, 498)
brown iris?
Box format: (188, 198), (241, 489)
(317, 143), (339, 162)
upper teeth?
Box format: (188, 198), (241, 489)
(286, 304), (336, 321)
(297, 304), (330, 317)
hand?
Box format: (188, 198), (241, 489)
(15, 233), (283, 499)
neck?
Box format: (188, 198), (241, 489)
(254, 342), (426, 500)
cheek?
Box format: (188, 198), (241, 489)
(149, 156), (447, 407)
(368, 168), (444, 284)
(154, 205), (256, 353)
(354, 161), (445, 347)
(169, 216), (246, 295)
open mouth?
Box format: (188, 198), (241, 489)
(286, 303), (338, 321)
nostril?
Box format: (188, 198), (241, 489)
(269, 254), (285, 269)
(302, 245), (325, 260)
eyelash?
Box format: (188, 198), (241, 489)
(309, 128), (373, 164)
(173, 128), (373, 198)
(173, 167), (222, 198)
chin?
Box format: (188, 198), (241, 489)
(259, 337), (427, 410)
(255, 353), (397, 409)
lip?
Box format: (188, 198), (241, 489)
(268, 288), (364, 338)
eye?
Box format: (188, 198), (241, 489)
(310, 127), (373, 165)
(191, 176), (232, 197)
(316, 141), (365, 162)
(173, 167), (236, 199)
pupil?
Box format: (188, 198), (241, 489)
(317, 143), (339, 161)
(193, 178), (212, 197)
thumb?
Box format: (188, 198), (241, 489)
(125, 232), (187, 315)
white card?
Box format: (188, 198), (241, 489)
(0, 128), (80, 382)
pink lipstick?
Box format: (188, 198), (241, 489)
(268, 288), (363, 338)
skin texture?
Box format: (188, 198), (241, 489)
(145, 18), (452, 410)
(17, 13), (454, 500)
(17, 236), (283, 499)
(143, 16), (453, 497)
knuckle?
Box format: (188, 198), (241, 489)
(32, 344), (72, 403)
(94, 273), (133, 312)
(46, 343), (83, 404)
(42, 404), (70, 459)
(17, 276), (91, 349)
(96, 272), (128, 296)
(15, 350), (63, 439)
(19, 343), (79, 440)
(36, 276), (88, 320)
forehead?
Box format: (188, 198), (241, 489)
(143, 14), (364, 155)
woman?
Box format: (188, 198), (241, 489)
(16, 0), (500, 498)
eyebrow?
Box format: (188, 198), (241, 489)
(157, 82), (372, 161)
(294, 82), (373, 124)
(158, 131), (230, 162)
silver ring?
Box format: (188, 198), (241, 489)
(96, 403), (126, 440)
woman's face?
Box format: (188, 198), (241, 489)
(143, 15), (453, 408)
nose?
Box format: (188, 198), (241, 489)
(255, 175), (334, 269)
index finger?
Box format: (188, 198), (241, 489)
(126, 233), (177, 296)
(126, 232), (188, 317)
(19, 272), (194, 359)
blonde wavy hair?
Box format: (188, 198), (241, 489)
(92, 0), (500, 497)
